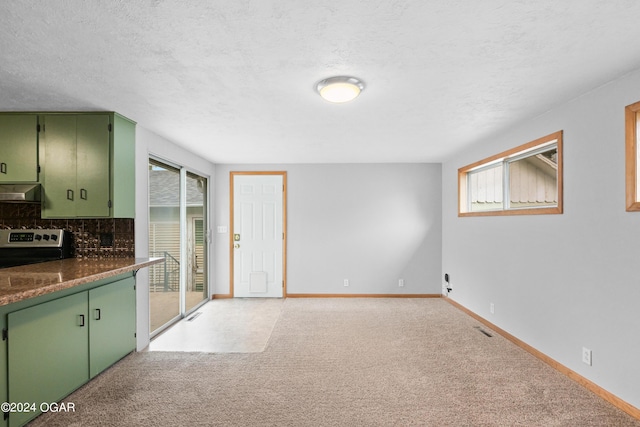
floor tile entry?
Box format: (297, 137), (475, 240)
(147, 298), (285, 353)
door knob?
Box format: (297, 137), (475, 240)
(234, 243), (240, 249)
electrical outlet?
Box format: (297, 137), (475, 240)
(490, 303), (495, 314)
(99, 232), (113, 247)
(399, 279), (404, 287)
(343, 279), (349, 287)
(582, 347), (592, 366)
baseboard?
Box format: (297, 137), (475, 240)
(445, 297), (640, 421)
(286, 293), (442, 298)
(212, 293), (441, 299)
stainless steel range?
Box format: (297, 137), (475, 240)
(0, 229), (74, 268)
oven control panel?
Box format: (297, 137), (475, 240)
(0, 229), (67, 248)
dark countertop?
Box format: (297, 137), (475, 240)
(0, 257), (164, 306)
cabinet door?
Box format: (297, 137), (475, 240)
(76, 115), (110, 217)
(0, 115), (38, 182)
(41, 115), (77, 218)
(7, 292), (89, 427)
(112, 113), (136, 217)
(89, 277), (136, 377)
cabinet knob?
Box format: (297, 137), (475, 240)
(80, 188), (87, 200)
(67, 189), (74, 201)
(78, 314), (85, 327)
(0, 162), (6, 174)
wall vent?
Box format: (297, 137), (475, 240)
(187, 312), (202, 322)
(474, 326), (493, 337)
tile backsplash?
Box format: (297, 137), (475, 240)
(0, 203), (135, 258)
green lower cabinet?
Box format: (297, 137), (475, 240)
(7, 292), (89, 427)
(0, 329), (5, 427)
(88, 277), (136, 377)
(4, 275), (136, 427)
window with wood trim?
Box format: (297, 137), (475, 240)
(625, 101), (640, 211)
(458, 131), (563, 216)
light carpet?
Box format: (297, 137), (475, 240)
(28, 298), (640, 426)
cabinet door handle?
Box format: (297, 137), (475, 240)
(80, 188), (87, 200)
(95, 308), (101, 320)
(67, 189), (74, 201)
(0, 163), (6, 174)
(78, 314), (85, 327)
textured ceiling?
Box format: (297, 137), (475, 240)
(2, 1), (640, 163)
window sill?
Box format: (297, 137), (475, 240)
(458, 206), (563, 217)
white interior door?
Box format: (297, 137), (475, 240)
(233, 174), (284, 298)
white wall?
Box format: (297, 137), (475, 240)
(442, 70), (640, 408)
(214, 163), (442, 296)
(134, 126), (216, 350)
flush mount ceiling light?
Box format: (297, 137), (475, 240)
(316, 76), (365, 103)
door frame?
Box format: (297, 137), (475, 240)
(229, 171), (287, 297)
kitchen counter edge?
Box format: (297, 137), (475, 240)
(0, 257), (165, 307)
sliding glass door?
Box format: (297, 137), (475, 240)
(148, 159), (208, 335)
(186, 171), (208, 313)
(148, 160), (181, 332)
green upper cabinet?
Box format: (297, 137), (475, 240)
(0, 115), (39, 183)
(40, 112), (135, 218)
(110, 113), (136, 218)
(77, 115), (111, 217)
(40, 114), (111, 217)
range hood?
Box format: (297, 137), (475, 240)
(0, 184), (41, 202)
